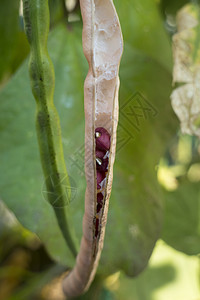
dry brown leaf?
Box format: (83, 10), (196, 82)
(171, 4), (200, 136)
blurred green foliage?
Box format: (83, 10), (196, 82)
(159, 134), (200, 255)
(0, 0), (199, 299)
(0, 0), (29, 85)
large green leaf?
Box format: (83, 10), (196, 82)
(0, 0), (177, 275)
(162, 182), (200, 255)
(0, 0), (29, 84)
(160, 0), (188, 16)
(0, 25), (78, 268)
(0, 0), (67, 85)
(159, 134), (200, 255)
(100, 0), (177, 276)
(112, 240), (200, 300)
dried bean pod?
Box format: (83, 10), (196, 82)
(63, 0), (123, 297)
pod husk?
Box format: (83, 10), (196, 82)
(63, 0), (123, 297)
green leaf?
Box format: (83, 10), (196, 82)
(160, 0), (188, 16)
(0, 0), (29, 84)
(0, 0), (177, 275)
(112, 241), (200, 300)
(100, 0), (177, 276)
(115, 0), (173, 72)
(158, 133), (200, 255)
(162, 182), (200, 255)
(0, 25), (76, 267)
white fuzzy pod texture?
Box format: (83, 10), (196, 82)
(62, 0), (123, 297)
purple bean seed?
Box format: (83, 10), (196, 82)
(95, 127), (111, 151)
(96, 157), (109, 172)
(96, 149), (106, 159)
(97, 171), (106, 189)
(97, 203), (102, 213)
(97, 193), (103, 204)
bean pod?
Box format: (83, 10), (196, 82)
(23, 0), (77, 256)
(63, 0), (123, 297)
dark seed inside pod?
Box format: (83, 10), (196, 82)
(97, 203), (102, 213)
(95, 218), (99, 237)
(95, 127), (111, 151)
(96, 157), (102, 166)
(97, 192), (104, 204)
(97, 171), (106, 189)
(96, 157), (109, 172)
(96, 149), (106, 159)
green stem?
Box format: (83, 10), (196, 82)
(23, 0), (77, 257)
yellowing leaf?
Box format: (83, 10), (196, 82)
(171, 4), (200, 136)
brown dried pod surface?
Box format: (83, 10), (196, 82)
(63, 0), (123, 297)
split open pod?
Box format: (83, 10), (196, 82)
(63, 0), (123, 297)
